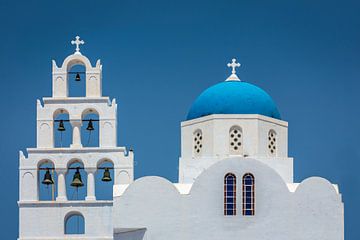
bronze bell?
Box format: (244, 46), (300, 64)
(75, 73), (81, 81)
(86, 119), (94, 131)
(101, 168), (112, 182)
(71, 168), (84, 187)
(57, 120), (66, 131)
(42, 168), (54, 185)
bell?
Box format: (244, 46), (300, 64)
(75, 73), (81, 81)
(86, 119), (94, 131)
(42, 168), (54, 185)
(57, 120), (66, 131)
(71, 168), (84, 187)
(101, 168), (112, 182)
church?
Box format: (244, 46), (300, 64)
(18, 37), (344, 240)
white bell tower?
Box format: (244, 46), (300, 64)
(18, 36), (134, 239)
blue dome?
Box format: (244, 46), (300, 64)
(187, 81), (281, 120)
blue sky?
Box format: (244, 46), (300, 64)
(0, 0), (359, 239)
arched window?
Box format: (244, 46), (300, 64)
(68, 64), (86, 97)
(193, 130), (203, 156)
(38, 160), (57, 201)
(66, 161), (87, 200)
(64, 213), (85, 234)
(224, 173), (236, 215)
(81, 109), (100, 147)
(268, 130), (277, 156)
(229, 126), (243, 155)
(53, 109), (72, 148)
(95, 160), (114, 200)
(242, 173), (255, 216)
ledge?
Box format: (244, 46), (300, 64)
(18, 200), (113, 207)
(26, 147), (127, 154)
(181, 114), (288, 127)
(42, 97), (111, 105)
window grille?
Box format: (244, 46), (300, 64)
(242, 173), (255, 216)
(224, 173), (236, 215)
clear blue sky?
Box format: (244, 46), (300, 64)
(0, 0), (359, 239)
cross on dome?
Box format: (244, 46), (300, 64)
(226, 58), (241, 81)
(71, 36), (85, 54)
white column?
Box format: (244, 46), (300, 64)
(56, 169), (67, 201)
(70, 120), (82, 148)
(85, 168), (96, 201)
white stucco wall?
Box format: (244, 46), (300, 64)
(179, 114), (293, 183)
(114, 158), (343, 240)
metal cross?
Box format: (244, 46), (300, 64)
(71, 36), (85, 53)
(227, 58), (241, 74)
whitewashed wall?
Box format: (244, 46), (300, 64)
(114, 158), (343, 240)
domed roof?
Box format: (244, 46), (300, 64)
(186, 80), (281, 120)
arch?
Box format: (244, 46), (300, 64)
(53, 109), (71, 148)
(96, 159), (114, 200)
(193, 129), (203, 156)
(81, 107), (100, 119)
(96, 158), (114, 168)
(268, 129), (277, 156)
(37, 158), (55, 168)
(224, 173), (236, 215)
(81, 109), (100, 147)
(229, 125), (243, 155)
(117, 170), (130, 184)
(22, 172), (35, 200)
(242, 173), (255, 216)
(66, 158), (84, 169)
(61, 54), (93, 72)
(38, 160), (57, 201)
(64, 211), (85, 234)
(53, 108), (70, 119)
(66, 160), (87, 200)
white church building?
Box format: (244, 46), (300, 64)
(18, 37), (344, 240)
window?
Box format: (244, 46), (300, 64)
(38, 160), (57, 201)
(229, 126), (243, 154)
(65, 213), (85, 234)
(193, 130), (203, 156)
(268, 130), (277, 155)
(224, 173), (236, 215)
(242, 173), (255, 216)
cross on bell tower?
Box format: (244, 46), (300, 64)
(71, 36), (85, 54)
(226, 58), (241, 81)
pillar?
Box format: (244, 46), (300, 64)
(70, 120), (82, 148)
(56, 169), (67, 201)
(85, 168), (96, 201)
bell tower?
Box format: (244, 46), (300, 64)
(18, 36), (134, 239)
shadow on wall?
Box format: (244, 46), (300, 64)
(114, 228), (147, 240)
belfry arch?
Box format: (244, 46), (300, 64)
(52, 37), (102, 98)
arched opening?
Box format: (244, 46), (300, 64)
(95, 159), (114, 200)
(38, 160), (57, 201)
(242, 173), (255, 216)
(64, 212), (85, 234)
(229, 126), (243, 155)
(54, 109), (72, 148)
(81, 109), (99, 147)
(66, 160), (87, 200)
(68, 64), (86, 97)
(224, 173), (236, 216)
